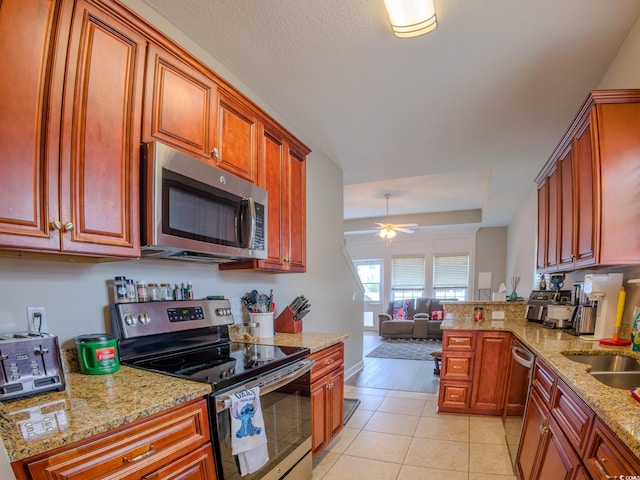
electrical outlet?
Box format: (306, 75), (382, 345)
(27, 307), (48, 333)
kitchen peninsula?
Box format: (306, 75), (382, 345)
(440, 302), (640, 475)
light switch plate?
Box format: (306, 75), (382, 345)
(492, 310), (505, 320)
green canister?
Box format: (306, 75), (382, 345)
(76, 333), (120, 374)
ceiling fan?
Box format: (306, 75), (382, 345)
(375, 193), (417, 240)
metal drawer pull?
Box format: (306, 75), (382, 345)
(594, 458), (609, 477)
(325, 358), (335, 365)
(124, 445), (156, 463)
(538, 425), (548, 435)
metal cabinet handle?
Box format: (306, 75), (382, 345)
(212, 148), (220, 159)
(123, 445), (156, 463)
(594, 458), (609, 477)
(51, 220), (62, 231)
(63, 222), (74, 232)
(325, 358), (335, 365)
(538, 425), (548, 435)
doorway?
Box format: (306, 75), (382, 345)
(353, 259), (384, 331)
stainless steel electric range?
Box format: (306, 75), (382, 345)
(111, 299), (313, 480)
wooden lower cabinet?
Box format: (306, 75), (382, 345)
(309, 343), (344, 457)
(517, 357), (640, 479)
(438, 330), (509, 415)
(12, 398), (215, 480)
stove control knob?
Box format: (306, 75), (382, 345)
(124, 314), (136, 326)
(138, 313), (151, 325)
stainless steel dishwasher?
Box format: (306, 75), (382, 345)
(503, 341), (535, 468)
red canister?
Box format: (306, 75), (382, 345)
(474, 307), (484, 321)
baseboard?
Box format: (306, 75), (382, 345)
(344, 360), (364, 382)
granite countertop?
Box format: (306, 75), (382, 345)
(441, 309), (640, 458)
(0, 332), (347, 463)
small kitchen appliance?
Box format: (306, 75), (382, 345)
(110, 299), (313, 480)
(525, 290), (571, 323)
(564, 281), (597, 336)
(0, 332), (65, 401)
(582, 273), (624, 341)
(543, 304), (575, 329)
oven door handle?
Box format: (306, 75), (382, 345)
(216, 359), (314, 412)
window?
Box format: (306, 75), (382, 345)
(432, 254), (469, 301)
(392, 256), (425, 300)
(353, 259), (382, 302)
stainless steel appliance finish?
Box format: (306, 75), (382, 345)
(564, 281), (597, 336)
(504, 343), (535, 468)
(140, 142), (268, 263)
(110, 300), (313, 480)
(525, 290), (571, 323)
(0, 332), (65, 401)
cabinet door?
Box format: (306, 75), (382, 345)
(558, 146), (574, 268)
(311, 376), (329, 456)
(284, 145), (307, 271)
(536, 180), (548, 271)
(59, 0), (144, 256)
(438, 381), (472, 410)
(143, 43), (217, 162)
(517, 387), (549, 480)
(535, 415), (582, 480)
(215, 90), (258, 182)
(546, 166), (560, 270)
(441, 352), (473, 381)
(329, 367), (345, 440)
(584, 418), (640, 478)
(552, 381), (594, 457)
(470, 331), (510, 414)
(0, 0), (70, 252)
(572, 115), (596, 267)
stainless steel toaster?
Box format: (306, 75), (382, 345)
(0, 332), (66, 401)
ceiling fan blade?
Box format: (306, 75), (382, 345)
(394, 227), (415, 233)
(393, 223), (418, 228)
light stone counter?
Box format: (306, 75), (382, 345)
(0, 349), (211, 463)
(441, 305), (640, 459)
(0, 332), (347, 464)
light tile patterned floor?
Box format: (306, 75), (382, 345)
(312, 386), (517, 480)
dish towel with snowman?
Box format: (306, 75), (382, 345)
(230, 386), (268, 475)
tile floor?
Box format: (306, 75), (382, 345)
(312, 386), (517, 480)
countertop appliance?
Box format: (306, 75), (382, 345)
(140, 142), (268, 263)
(111, 299), (313, 480)
(0, 332), (65, 401)
(525, 290), (571, 323)
(564, 281), (597, 336)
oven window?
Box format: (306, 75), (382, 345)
(215, 380), (311, 479)
(162, 171), (238, 246)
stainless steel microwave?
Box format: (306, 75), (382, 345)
(140, 142), (267, 263)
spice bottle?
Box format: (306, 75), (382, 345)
(474, 306), (484, 321)
(148, 283), (160, 301)
(126, 279), (137, 302)
(114, 276), (128, 303)
(136, 281), (149, 302)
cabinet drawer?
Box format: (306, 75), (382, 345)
(310, 343), (344, 382)
(584, 418), (640, 478)
(438, 381), (471, 410)
(442, 352), (474, 381)
(532, 358), (556, 406)
(20, 399), (210, 480)
(551, 380), (594, 457)
(443, 331), (475, 351)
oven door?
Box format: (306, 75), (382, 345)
(211, 359), (314, 480)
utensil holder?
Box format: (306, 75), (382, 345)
(275, 307), (303, 333)
(249, 312), (274, 338)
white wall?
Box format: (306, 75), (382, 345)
(506, 187), (537, 297)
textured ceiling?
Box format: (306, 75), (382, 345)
(142, 0), (640, 233)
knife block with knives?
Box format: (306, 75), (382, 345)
(275, 295), (310, 333)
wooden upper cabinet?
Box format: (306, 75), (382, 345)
(536, 180), (548, 271)
(59, 0), (144, 257)
(0, 0), (71, 252)
(143, 42), (217, 162)
(536, 90), (640, 272)
(0, 0), (142, 258)
(545, 166), (560, 270)
(220, 121), (309, 272)
(215, 90), (258, 182)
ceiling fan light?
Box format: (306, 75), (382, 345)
(387, 229), (397, 239)
(384, 0), (437, 38)
(379, 228), (390, 238)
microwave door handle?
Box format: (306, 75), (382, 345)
(238, 198), (256, 249)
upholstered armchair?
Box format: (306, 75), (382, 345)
(378, 299), (415, 338)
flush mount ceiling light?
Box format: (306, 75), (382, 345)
(383, 0), (437, 38)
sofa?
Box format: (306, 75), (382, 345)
(378, 298), (455, 340)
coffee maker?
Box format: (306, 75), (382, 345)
(564, 281), (596, 336)
(581, 273), (624, 341)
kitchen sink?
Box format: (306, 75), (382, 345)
(564, 354), (640, 372)
(564, 353), (640, 389)
(589, 372), (640, 390)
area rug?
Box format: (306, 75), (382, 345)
(343, 398), (360, 425)
(366, 339), (441, 361)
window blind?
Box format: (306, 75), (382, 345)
(433, 254), (469, 287)
(391, 256), (425, 290)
